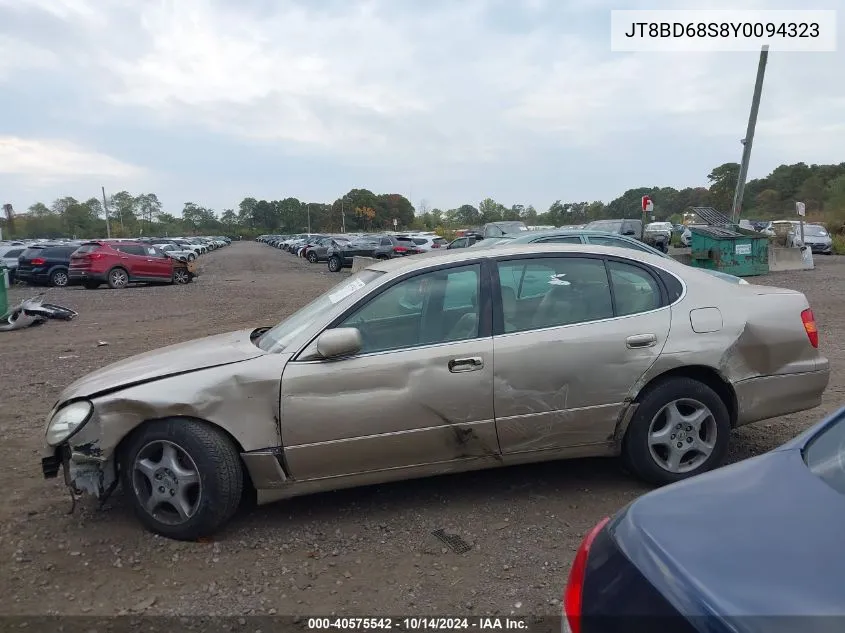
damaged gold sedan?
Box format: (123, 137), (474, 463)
(41, 244), (830, 540)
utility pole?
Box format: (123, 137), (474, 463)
(101, 186), (112, 238)
(731, 45), (769, 224)
(307, 203), (311, 233)
(341, 197), (346, 233)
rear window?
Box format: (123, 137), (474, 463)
(434, 238), (448, 245)
(74, 244), (101, 255)
(21, 247), (45, 258)
(43, 247), (76, 258)
(413, 238), (427, 245)
(4, 249), (23, 258)
(804, 416), (845, 495)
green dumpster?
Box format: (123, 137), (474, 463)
(0, 263), (7, 318)
(689, 225), (769, 277)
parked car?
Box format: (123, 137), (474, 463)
(480, 221), (529, 239)
(463, 228), (749, 284)
(40, 243), (828, 539)
(405, 235), (448, 251)
(325, 235), (420, 271)
(447, 236), (478, 249)
(584, 219), (643, 240)
(777, 222), (833, 254)
(562, 403), (845, 633)
(157, 243), (197, 261)
(304, 236), (351, 263)
(0, 244), (26, 282)
(16, 243), (82, 287)
(68, 240), (196, 289)
(643, 221), (672, 252)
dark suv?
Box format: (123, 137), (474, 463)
(584, 219), (644, 240)
(326, 235), (421, 272)
(16, 244), (81, 287)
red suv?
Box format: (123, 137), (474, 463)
(69, 240), (193, 289)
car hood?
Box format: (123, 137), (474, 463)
(802, 235), (832, 243)
(59, 328), (267, 402)
(612, 449), (845, 623)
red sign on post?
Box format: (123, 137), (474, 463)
(641, 195), (654, 213)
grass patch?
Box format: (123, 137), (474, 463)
(832, 234), (845, 255)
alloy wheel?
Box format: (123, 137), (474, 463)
(647, 398), (717, 474)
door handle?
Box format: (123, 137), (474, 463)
(626, 334), (657, 349)
(120, 256), (129, 259)
(448, 357), (484, 373)
(146, 259), (154, 262)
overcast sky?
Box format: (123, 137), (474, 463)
(1, 0), (842, 216)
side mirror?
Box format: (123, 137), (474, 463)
(315, 327), (362, 359)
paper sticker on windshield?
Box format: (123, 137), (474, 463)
(329, 278), (367, 304)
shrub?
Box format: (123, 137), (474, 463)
(832, 234), (845, 255)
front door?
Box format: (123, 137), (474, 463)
(279, 262), (499, 481)
(492, 254), (671, 455)
(140, 245), (175, 280)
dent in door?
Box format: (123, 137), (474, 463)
(493, 312), (671, 453)
(280, 340), (498, 480)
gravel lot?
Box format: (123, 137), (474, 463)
(1, 242), (842, 618)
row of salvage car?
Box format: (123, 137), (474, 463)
(38, 235), (838, 628)
(0, 235), (229, 288)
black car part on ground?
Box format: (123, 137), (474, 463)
(0, 295), (78, 331)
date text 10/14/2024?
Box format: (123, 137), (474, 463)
(307, 617), (531, 630)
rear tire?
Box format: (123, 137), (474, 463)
(307, 251), (318, 264)
(328, 256), (342, 272)
(49, 269), (69, 287)
(107, 267), (129, 289)
(121, 419), (244, 541)
(622, 377), (730, 486)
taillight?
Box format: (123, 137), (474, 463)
(801, 308), (818, 348)
(393, 246), (408, 253)
(562, 517), (610, 633)
(30, 257), (46, 266)
(431, 243), (441, 248)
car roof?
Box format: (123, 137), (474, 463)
(366, 242), (685, 275)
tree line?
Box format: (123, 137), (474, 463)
(3, 161), (845, 240)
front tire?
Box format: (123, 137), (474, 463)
(328, 256), (342, 272)
(173, 268), (191, 284)
(121, 419), (244, 541)
(622, 377), (730, 486)
(307, 251), (318, 264)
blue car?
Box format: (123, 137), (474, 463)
(562, 405), (845, 633)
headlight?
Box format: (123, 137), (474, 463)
(46, 401), (94, 446)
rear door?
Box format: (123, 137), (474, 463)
(279, 261), (498, 479)
(492, 253), (671, 454)
(114, 244), (147, 277)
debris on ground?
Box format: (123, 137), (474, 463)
(0, 295), (78, 332)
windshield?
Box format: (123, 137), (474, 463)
(256, 269), (384, 352)
(804, 414), (845, 495)
(586, 220), (623, 232)
(804, 225), (829, 237)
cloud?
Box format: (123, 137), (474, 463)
(0, 35), (57, 79)
(0, 0), (842, 211)
(0, 136), (144, 185)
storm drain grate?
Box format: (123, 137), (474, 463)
(431, 529), (473, 554)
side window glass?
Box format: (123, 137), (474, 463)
(496, 257), (613, 333)
(538, 236), (582, 244)
(607, 260), (661, 316)
(338, 264), (481, 354)
(380, 238), (392, 246)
